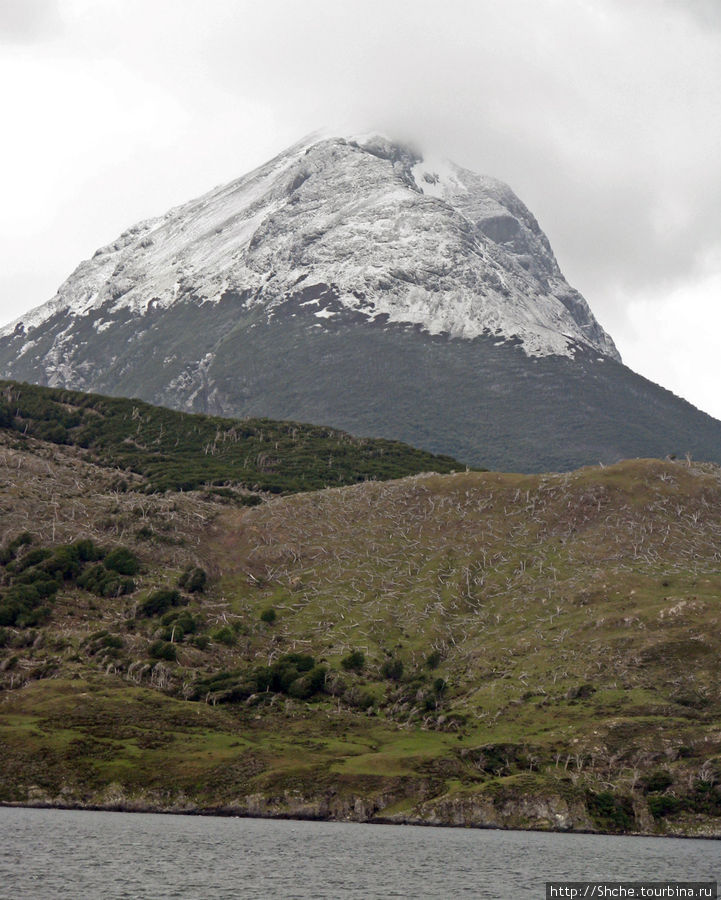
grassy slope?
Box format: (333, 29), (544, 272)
(0, 431), (720, 835)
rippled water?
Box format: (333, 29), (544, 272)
(0, 807), (717, 899)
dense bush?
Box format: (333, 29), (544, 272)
(0, 531), (33, 566)
(178, 566), (207, 593)
(160, 609), (200, 642)
(380, 657), (404, 681)
(104, 547), (140, 576)
(0, 400), (12, 428)
(148, 640), (177, 661)
(688, 781), (721, 816)
(648, 795), (683, 819)
(14, 548), (52, 572)
(341, 650), (365, 672)
(188, 668), (253, 703)
(210, 625), (235, 646)
(642, 770), (674, 794)
(425, 650), (442, 669)
(44, 547), (84, 580)
(0, 536), (115, 627)
(586, 791), (635, 833)
(187, 652), (329, 705)
(83, 630), (126, 657)
(44, 540), (104, 580)
(288, 665), (327, 699)
(77, 564), (135, 598)
(137, 588), (183, 618)
(346, 687), (375, 710)
(254, 653), (323, 698)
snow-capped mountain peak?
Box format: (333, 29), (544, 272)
(2, 133), (619, 362)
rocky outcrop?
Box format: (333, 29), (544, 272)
(11, 781), (721, 838)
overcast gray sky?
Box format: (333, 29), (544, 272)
(1, 0), (720, 417)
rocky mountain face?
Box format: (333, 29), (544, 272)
(2, 133), (720, 471)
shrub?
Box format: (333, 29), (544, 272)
(137, 589), (182, 618)
(380, 657), (404, 681)
(148, 640), (177, 661)
(586, 791), (635, 833)
(104, 547), (140, 576)
(255, 653), (317, 695)
(44, 547), (82, 580)
(161, 609), (199, 635)
(347, 688), (374, 710)
(102, 633), (124, 650)
(178, 566), (207, 593)
(642, 770), (674, 794)
(260, 607), (276, 624)
(0, 556), (61, 626)
(425, 650), (442, 669)
(76, 564), (103, 592)
(688, 781), (721, 816)
(15, 549), (52, 572)
(282, 652), (315, 672)
(1, 532), (34, 565)
(32, 421), (67, 444)
(105, 577), (135, 598)
(341, 650), (365, 672)
(648, 795), (683, 819)
(210, 625), (236, 646)
(9, 532), (33, 553)
(289, 665), (327, 700)
(73, 539), (103, 562)
(77, 564), (135, 598)
(0, 400), (13, 428)
(0, 601), (20, 627)
(14, 570), (60, 598)
(15, 604), (50, 628)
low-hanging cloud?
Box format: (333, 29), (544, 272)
(107, 0), (717, 321)
(1, 0), (720, 415)
(0, 0), (61, 42)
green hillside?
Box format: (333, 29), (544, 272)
(0, 379), (466, 495)
(0, 423), (719, 836)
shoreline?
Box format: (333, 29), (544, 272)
(2, 799), (719, 841)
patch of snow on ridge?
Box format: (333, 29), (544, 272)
(411, 157), (468, 201)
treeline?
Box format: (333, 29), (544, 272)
(0, 380), (466, 494)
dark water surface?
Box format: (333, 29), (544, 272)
(0, 807), (717, 899)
